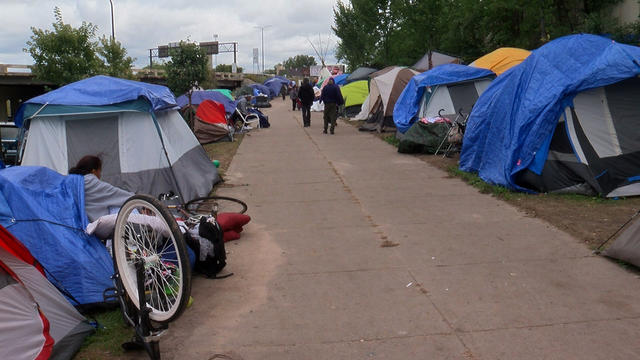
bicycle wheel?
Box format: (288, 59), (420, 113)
(113, 194), (191, 323)
(184, 195), (248, 216)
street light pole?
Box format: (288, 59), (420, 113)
(109, 0), (115, 40)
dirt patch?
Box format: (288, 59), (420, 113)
(341, 118), (640, 251)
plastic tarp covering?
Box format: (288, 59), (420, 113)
(177, 90), (237, 114)
(249, 84), (272, 99)
(209, 89), (234, 100)
(393, 64), (494, 133)
(470, 47), (531, 75)
(460, 34), (640, 191)
(398, 121), (450, 154)
(340, 80), (369, 107)
(0, 166), (113, 305)
(15, 75), (177, 127)
(263, 77), (290, 98)
(334, 74), (349, 85)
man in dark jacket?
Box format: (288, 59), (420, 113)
(298, 78), (315, 127)
(320, 78), (344, 134)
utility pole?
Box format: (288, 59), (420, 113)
(109, 0), (115, 40)
(255, 25), (272, 73)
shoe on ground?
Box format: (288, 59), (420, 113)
(323, 129), (327, 134)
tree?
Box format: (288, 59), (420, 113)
(165, 41), (210, 97)
(98, 36), (135, 79)
(25, 7), (102, 85)
(283, 54), (317, 69)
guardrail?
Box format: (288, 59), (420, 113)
(0, 64), (32, 75)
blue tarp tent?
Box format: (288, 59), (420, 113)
(15, 75), (176, 127)
(176, 90), (237, 114)
(393, 64), (494, 133)
(0, 166), (113, 305)
(249, 84), (271, 98)
(334, 74), (349, 86)
(460, 34), (640, 192)
(263, 77), (290, 98)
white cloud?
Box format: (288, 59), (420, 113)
(0, 0), (340, 71)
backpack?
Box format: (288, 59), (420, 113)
(184, 217), (231, 278)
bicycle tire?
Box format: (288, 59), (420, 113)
(113, 194), (192, 323)
(184, 195), (248, 216)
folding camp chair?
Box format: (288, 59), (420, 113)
(434, 108), (469, 157)
(233, 108), (261, 133)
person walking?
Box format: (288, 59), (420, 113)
(320, 78), (344, 134)
(298, 78), (315, 127)
(280, 84), (287, 101)
(289, 83), (299, 111)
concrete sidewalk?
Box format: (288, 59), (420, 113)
(163, 100), (640, 359)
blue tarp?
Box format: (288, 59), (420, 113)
(15, 75), (177, 127)
(393, 64), (494, 133)
(459, 34), (640, 190)
(176, 90), (237, 114)
(334, 74), (349, 86)
(263, 77), (290, 98)
(250, 84), (272, 98)
(0, 166), (113, 305)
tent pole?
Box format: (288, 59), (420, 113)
(594, 208), (640, 254)
(150, 113), (187, 204)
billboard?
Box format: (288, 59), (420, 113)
(310, 64), (346, 77)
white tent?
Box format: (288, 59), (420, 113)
(17, 76), (219, 202)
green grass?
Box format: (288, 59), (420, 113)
(446, 166), (515, 199)
(75, 309), (134, 359)
(383, 134), (400, 147)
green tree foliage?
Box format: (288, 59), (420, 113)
(215, 64), (244, 73)
(25, 7), (103, 85)
(333, 0), (627, 68)
(98, 36), (135, 79)
(165, 41), (210, 97)
(282, 55), (317, 69)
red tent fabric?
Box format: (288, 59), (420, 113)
(193, 100), (231, 144)
(0, 225), (93, 360)
(195, 100), (227, 126)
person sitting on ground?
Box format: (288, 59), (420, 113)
(69, 155), (134, 223)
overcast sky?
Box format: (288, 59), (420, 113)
(0, 0), (339, 72)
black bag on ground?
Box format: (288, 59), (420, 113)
(184, 217), (227, 278)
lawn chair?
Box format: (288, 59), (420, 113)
(434, 108), (469, 157)
(233, 108), (261, 133)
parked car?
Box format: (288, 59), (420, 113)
(0, 122), (19, 166)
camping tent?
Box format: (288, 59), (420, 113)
(263, 76), (290, 98)
(15, 76), (219, 202)
(359, 66), (419, 132)
(177, 90), (237, 114)
(0, 224), (94, 360)
(0, 166), (113, 305)
(209, 88), (234, 100)
(193, 100), (232, 144)
(345, 67), (377, 83)
(470, 47), (531, 75)
(413, 51), (461, 71)
(340, 80), (369, 117)
(460, 34), (640, 197)
(393, 64), (495, 133)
